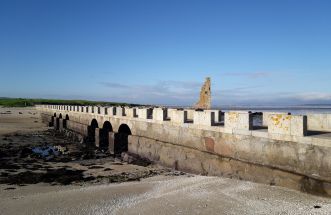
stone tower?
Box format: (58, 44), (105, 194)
(194, 77), (211, 109)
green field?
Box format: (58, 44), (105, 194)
(0, 97), (140, 107)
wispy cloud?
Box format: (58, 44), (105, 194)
(98, 80), (331, 106)
(99, 82), (128, 89)
(98, 80), (201, 105)
(222, 72), (272, 79)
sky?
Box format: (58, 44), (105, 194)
(0, 0), (330, 106)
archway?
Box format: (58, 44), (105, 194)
(114, 124), (131, 154)
(50, 113), (56, 127)
(100, 121), (113, 150)
(63, 114), (69, 128)
(87, 119), (99, 146)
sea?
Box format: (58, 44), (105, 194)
(217, 105), (331, 115)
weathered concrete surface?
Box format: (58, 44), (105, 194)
(38, 105), (331, 196)
(307, 113), (331, 132)
(128, 135), (331, 195)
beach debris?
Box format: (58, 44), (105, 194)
(30, 145), (68, 160)
(121, 152), (151, 167)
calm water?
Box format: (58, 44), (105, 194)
(218, 105), (331, 115)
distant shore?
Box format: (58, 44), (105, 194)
(0, 97), (140, 107)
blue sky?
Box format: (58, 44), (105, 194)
(0, 0), (330, 106)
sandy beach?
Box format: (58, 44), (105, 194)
(1, 107), (331, 215)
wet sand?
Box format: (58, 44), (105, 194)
(1, 107), (331, 215)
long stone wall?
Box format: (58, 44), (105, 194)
(37, 104), (331, 196)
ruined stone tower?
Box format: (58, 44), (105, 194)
(194, 77), (211, 109)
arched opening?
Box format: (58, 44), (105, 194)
(50, 113), (56, 127)
(100, 121), (113, 150)
(59, 113), (62, 119)
(87, 119), (99, 146)
(63, 114), (69, 129)
(114, 124), (131, 154)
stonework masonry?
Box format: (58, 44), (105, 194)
(194, 77), (211, 109)
(37, 104), (331, 197)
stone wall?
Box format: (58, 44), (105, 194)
(37, 105), (331, 196)
(128, 135), (331, 195)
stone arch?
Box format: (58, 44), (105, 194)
(63, 114), (70, 129)
(87, 119), (99, 146)
(114, 124), (131, 154)
(99, 121), (113, 150)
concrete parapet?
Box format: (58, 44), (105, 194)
(154, 108), (167, 121)
(137, 108), (148, 119)
(167, 108), (176, 119)
(307, 114), (331, 132)
(268, 114), (307, 137)
(170, 109), (185, 125)
(98, 107), (105, 115)
(125, 107), (137, 118)
(225, 111), (253, 131)
(263, 112), (291, 127)
(108, 107), (116, 116)
(96, 106), (101, 114)
(115, 107), (124, 116)
(206, 110), (223, 123)
(194, 110), (212, 126)
(184, 109), (195, 123)
(125, 107), (133, 117)
(88, 106), (93, 114)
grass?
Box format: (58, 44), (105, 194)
(0, 97), (141, 107)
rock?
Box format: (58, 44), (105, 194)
(121, 152), (151, 167)
(20, 148), (32, 158)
